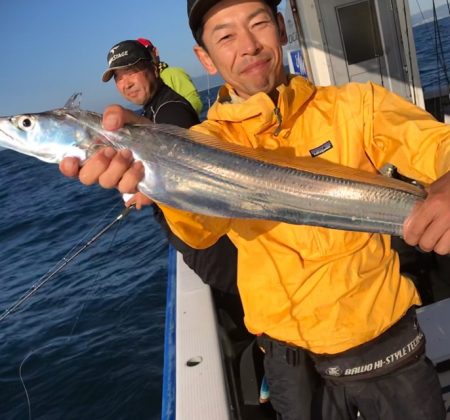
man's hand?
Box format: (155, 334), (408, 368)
(58, 105), (147, 193)
(125, 192), (153, 210)
(403, 171), (450, 255)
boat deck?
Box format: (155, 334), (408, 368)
(165, 249), (450, 419)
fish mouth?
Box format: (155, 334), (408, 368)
(0, 125), (26, 153)
(0, 126), (14, 147)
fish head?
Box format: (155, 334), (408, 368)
(0, 108), (108, 164)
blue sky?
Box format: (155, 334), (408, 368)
(0, 0), (206, 115)
(0, 0), (445, 116)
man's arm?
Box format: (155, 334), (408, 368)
(59, 104), (228, 249)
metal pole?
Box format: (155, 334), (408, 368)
(288, 0), (315, 83)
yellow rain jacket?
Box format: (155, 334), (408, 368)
(159, 76), (450, 355)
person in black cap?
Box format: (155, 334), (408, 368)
(102, 38), (246, 345)
(60, 2), (450, 420)
(102, 39), (198, 128)
(102, 39), (199, 209)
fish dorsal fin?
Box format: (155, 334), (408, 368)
(63, 92), (82, 109)
(151, 123), (425, 197)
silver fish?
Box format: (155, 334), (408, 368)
(0, 95), (426, 236)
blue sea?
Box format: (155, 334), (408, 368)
(414, 15), (450, 94)
(0, 87), (218, 420)
(0, 152), (169, 420)
(0, 16), (449, 420)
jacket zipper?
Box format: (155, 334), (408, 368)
(273, 107), (282, 136)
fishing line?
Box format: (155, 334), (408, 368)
(19, 351), (33, 420)
(67, 209), (126, 337)
(414, 0), (426, 20)
(0, 204), (135, 323)
(432, 0), (450, 85)
(15, 202), (135, 420)
(51, 201), (125, 269)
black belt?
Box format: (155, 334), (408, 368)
(309, 307), (425, 381)
(257, 307), (425, 381)
(256, 334), (307, 367)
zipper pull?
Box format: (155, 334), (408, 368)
(273, 107), (282, 136)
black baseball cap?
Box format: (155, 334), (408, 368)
(102, 40), (154, 82)
(187, 0), (282, 41)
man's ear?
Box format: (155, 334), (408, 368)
(276, 12), (288, 46)
(193, 45), (218, 75)
(152, 63), (159, 79)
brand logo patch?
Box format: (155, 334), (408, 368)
(325, 366), (343, 377)
(109, 51), (128, 66)
(309, 140), (333, 157)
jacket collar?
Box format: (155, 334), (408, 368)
(207, 75), (316, 125)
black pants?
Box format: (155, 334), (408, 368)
(258, 308), (446, 420)
(312, 308), (446, 419)
(318, 354), (446, 420)
(257, 335), (322, 420)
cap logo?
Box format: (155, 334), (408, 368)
(109, 51), (128, 66)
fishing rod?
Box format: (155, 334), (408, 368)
(0, 204), (135, 323)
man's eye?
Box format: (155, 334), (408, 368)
(218, 34), (232, 42)
(253, 19), (270, 27)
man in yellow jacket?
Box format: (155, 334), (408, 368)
(60, 0), (450, 419)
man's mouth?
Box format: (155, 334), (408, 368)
(240, 58), (271, 75)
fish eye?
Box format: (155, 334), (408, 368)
(16, 115), (35, 131)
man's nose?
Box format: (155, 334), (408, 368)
(239, 30), (262, 55)
(123, 77), (134, 89)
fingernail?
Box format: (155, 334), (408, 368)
(103, 114), (119, 129)
(120, 149), (133, 160)
(103, 147), (116, 158)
